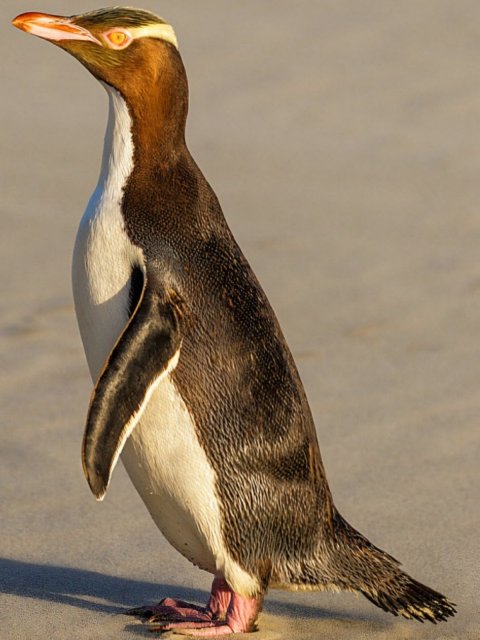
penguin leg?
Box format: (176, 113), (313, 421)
(150, 585), (263, 636)
(126, 578), (231, 623)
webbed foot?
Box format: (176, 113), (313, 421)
(126, 577), (262, 634)
(126, 597), (212, 623)
(148, 585), (263, 636)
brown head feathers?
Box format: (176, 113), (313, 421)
(75, 6), (168, 29)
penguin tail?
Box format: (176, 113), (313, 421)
(328, 512), (456, 623)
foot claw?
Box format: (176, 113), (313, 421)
(148, 609), (211, 623)
(125, 605), (154, 618)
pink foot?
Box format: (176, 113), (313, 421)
(180, 625), (235, 637)
(150, 587), (263, 636)
(149, 620), (222, 634)
(126, 597), (212, 623)
(125, 578), (232, 624)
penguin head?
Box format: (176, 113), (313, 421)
(12, 7), (180, 96)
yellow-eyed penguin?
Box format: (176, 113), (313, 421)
(13, 7), (456, 636)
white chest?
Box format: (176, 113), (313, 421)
(72, 85), (142, 376)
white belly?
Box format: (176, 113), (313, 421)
(121, 381), (221, 573)
(71, 84), (259, 594)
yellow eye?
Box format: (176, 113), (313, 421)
(103, 29), (132, 49)
(108, 31), (127, 45)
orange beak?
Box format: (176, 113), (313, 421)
(12, 12), (101, 45)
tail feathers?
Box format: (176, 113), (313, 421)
(361, 574), (456, 623)
(329, 512), (456, 623)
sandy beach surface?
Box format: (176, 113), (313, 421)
(1, 1), (479, 638)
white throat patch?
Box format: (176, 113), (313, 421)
(97, 82), (135, 214)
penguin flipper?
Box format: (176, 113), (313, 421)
(82, 273), (185, 501)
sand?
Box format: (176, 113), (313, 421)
(1, 1), (478, 638)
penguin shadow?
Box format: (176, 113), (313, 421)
(0, 558), (388, 637)
(0, 557), (203, 616)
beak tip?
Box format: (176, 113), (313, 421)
(12, 14), (26, 30)
(11, 12), (41, 34)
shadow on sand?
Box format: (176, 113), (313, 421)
(0, 557), (384, 631)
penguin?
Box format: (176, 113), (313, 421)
(13, 7), (456, 636)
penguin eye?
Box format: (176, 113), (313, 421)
(103, 29), (132, 49)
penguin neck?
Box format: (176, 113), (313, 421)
(124, 58), (189, 174)
(97, 80), (188, 203)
